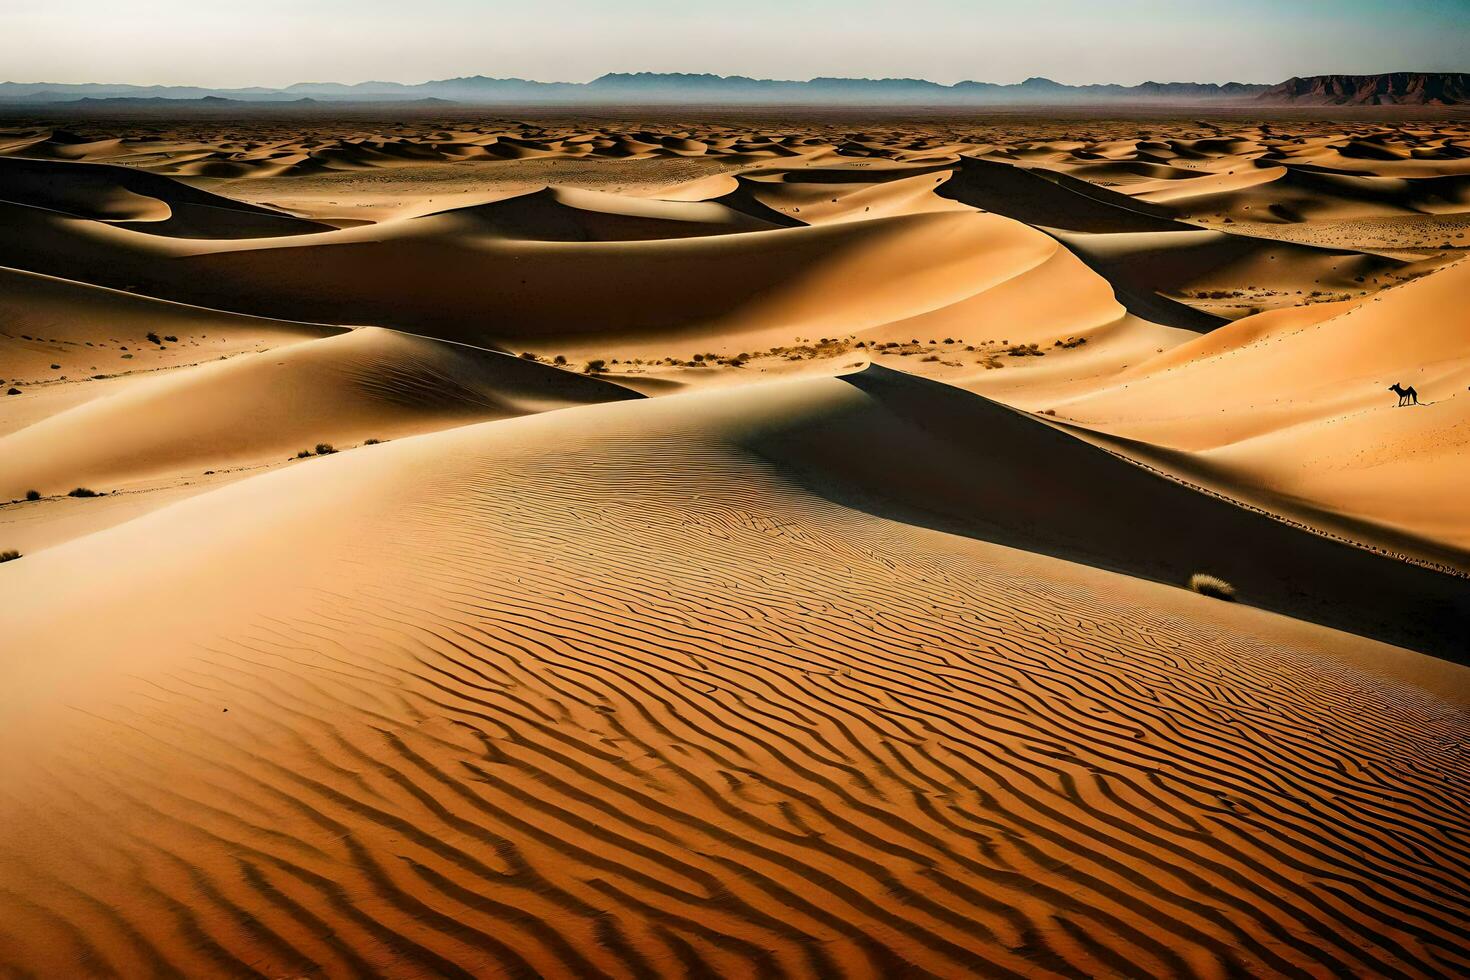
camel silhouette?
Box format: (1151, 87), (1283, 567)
(1390, 382), (1418, 407)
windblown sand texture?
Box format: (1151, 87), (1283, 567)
(2, 109), (1469, 977)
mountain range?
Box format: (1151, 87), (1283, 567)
(0, 72), (1463, 107)
(1258, 72), (1470, 105)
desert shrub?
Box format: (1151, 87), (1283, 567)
(25, 490), (40, 501)
(146, 332), (161, 345)
(585, 359), (607, 374)
(67, 487), (101, 498)
(1189, 573), (1236, 601)
(553, 355), (567, 365)
(296, 449), (313, 459)
(50, 363), (60, 370)
(0, 550), (20, 563)
(363, 438), (381, 445)
(314, 443), (336, 455)
(6, 388), (20, 395)
(163, 335), (178, 343)
(520, 352), (537, 360)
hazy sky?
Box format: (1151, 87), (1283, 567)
(7, 0), (1467, 87)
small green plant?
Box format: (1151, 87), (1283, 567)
(1189, 573), (1236, 601)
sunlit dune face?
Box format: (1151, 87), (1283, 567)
(1, 109), (1468, 979)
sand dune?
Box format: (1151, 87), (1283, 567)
(1052, 226), (1423, 321)
(0, 265), (334, 389)
(0, 155), (334, 237)
(0, 193), (1073, 351)
(0, 327), (640, 499)
(1059, 258), (1470, 444)
(1056, 257), (1470, 548)
(406, 185), (788, 240)
(940, 156), (1194, 233)
(2, 368), (1468, 977)
(1130, 165), (1470, 222)
(2, 111), (1467, 979)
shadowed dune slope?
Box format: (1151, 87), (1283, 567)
(432, 185), (789, 240)
(931, 158), (1226, 331)
(1054, 228), (1410, 298)
(0, 204), (1064, 348)
(0, 369), (1466, 978)
(0, 327), (641, 497)
(1050, 225), (1419, 329)
(1056, 258), (1470, 551)
(749, 367), (1469, 657)
(1130, 165), (1470, 222)
(939, 156), (1196, 233)
(0, 156), (335, 238)
(0, 265), (336, 386)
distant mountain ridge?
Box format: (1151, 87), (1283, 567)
(1256, 72), (1470, 105)
(1, 71), (1464, 107)
(0, 73), (1270, 106)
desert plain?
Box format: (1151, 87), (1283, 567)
(1, 105), (1469, 977)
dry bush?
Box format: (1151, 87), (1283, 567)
(1189, 573), (1237, 601)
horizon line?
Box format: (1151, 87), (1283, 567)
(5, 69), (1464, 91)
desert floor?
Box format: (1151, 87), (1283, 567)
(2, 106), (1469, 977)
